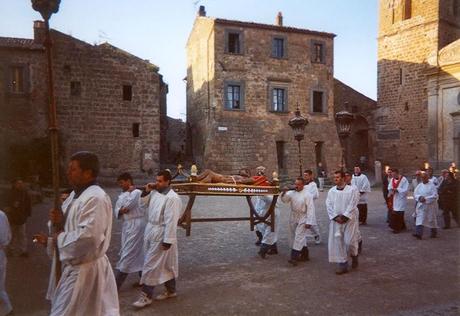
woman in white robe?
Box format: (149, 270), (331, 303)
(0, 210), (12, 316)
(413, 174), (439, 239)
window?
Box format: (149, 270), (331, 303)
(276, 141), (286, 172)
(272, 37), (285, 58)
(311, 41), (325, 64)
(123, 85), (132, 101)
(10, 66), (25, 93)
(225, 30), (243, 54)
(132, 123), (140, 137)
(402, 0), (412, 20)
(224, 81), (244, 110)
(312, 91), (325, 113)
(271, 88), (287, 112)
(70, 81), (81, 97)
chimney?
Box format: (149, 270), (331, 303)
(33, 20), (46, 44)
(198, 5), (206, 17)
(275, 12), (283, 26)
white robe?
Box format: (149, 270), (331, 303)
(326, 185), (360, 263)
(414, 182), (439, 228)
(281, 190), (316, 251)
(0, 210), (12, 316)
(302, 182), (320, 237)
(253, 195), (280, 245)
(351, 174), (371, 204)
(387, 176), (409, 212)
(140, 188), (182, 287)
(51, 185), (119, 316)
(348, 184), (362, 243)
(114, 189), (145, 273)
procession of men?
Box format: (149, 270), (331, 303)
(0, 150), (458, 315)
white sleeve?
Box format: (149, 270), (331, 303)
(362, 176), (371, 193)
(0, 211), (11, 247)
(162, 197), (182, 244)
(281, 191), (292, 204)
(325, 190), (337, 220)
(344, 189), (359, 219)
(397, 178), (409, 194)
(302, 195), (316, 225)
(424, 185), (438, 204)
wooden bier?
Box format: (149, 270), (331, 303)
(172, 182), (280, 236)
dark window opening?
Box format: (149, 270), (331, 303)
(225, 84), (241, 109)
(276, 141), (286, 172)
(313, 43), (324, 63)
(312, 91), (324, 113)
(228, 33), (241, 54)
(272, 38), (284, 58)
(402, 0), (412, 20)
(132, 123), (140, 137)
(272, 88), (286, 112)
(123, 85), (132, 101)
(10, 66), (25, 93)
(70, 81), (81, 96)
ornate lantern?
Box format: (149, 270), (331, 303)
(31, 0), (61, 21)
(288, 105), (309, 176)
(335, 108), (354, 171)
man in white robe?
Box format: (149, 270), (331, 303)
(132, 170), (183, 308)
(387, 168), (409, 234)
(113, 172), (145, 289)
(253, 195), (280, 258)
(344, 171), (363, 254)
(0, 209), (12, 316)
(303, 170), (321, 244)
(326, 171), (360, 275)
(413, 172), (439, 239)
(281, 177), (316, 266)
(35, 151), (119, 316)
(352, 166), (371, 225)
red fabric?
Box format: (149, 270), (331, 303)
(388, 177), (402, 211)
(251, 176), (270, 186)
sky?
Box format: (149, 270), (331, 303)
(0, 0), (378, 120)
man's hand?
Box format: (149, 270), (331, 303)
(49, 208), (64, 226)
(161, 242), (171, 250)
(32, 232), (48, 247)
(333, 216), (344, 224)
(146, 183), (156, 193)
(360, 192), (365, 195)
(419, 196), (426, 203)
(304, 224), (311, 229)
(119, 207), (129, 215)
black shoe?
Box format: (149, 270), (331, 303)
(258, 244), (269, 259)
(335, 265), (348, 275)
(255, 231), (263, 246)
(267, 243), (278, 255)
(351, 256), (359, 269)
(412, 234), (422, 240)
(358, 241), (363, 254)
(298, 247), (309, 262)
(288, 259), (298, 266)
(288, 249), (300, 266)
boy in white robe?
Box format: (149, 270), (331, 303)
(0, 209), (12, 316)
(344, 171), (363, 254)
(281, 177), (316, 266)
(253, 195), (280, 258)
(387, 168), (409, 233)
(132, 170), (183, 308)
(352, 166), (371, 225)
(326, 171), (360, 275)
(34, 151), (119, 316)
(413, 172), (439, 239)
(113, 172), (146, 289)
(303, 170), (321, 244)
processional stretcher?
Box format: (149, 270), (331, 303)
(170, 166), (280, 236)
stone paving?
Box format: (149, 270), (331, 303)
(5, 188), (460, 315)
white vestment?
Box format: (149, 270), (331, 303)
(0, 210), (12, 316)
(140, 188), (182, 287)
(351, 174), (371, 204)
(303, 182), (321, 238)
(114, 189), (145, 273)
(51, 185), (119, 316)
(387, 176), (409, 212)
(253, 195), (280, 245)
(348, 184), (362, 243)
(281, 190), (316, 251)
(414, 182), (439, 228)
(326, 185), (360, 263)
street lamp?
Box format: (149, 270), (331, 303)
(335, 107), (354, 171)
(31, 0), (61, 283)
(289, 105), (308, 176)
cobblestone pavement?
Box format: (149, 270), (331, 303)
(5, 188), (460, 315)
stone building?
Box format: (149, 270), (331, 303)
(186, 7), (342, 178)
(0, 21), (167, 183)
(334, 79), (377, 171)
(376, 0), (460, 172)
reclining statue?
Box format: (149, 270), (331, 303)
(195, 166), (270, 186)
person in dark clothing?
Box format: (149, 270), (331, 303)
(382, 168), (392, 223)
(5, 178), (31, 257)
(438, 172), (459, 229)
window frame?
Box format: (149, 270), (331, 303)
(224, 80), (245, 111)
(311, 40), (326, 64)
(310, 89), (327, 114)
(8, 64), (30, 94)
(268, 84), (289, 113)
(271, 35), (287, 59)
(224, 29), (244, 55)
(123, 84), (132, 101)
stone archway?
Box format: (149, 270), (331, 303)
(347, 115), (371, 170)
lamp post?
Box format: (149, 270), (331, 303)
(31, 0), (61, 283)
(288, 105), (308, 176)
(335, 108), (354, 171)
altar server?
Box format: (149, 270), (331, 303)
(352, 166), (371, 225)
(413, 172), (439, 239)
(387, 168), (409, 234)
(132, 170), (182, 308)
(303, 170), (321, 244)
(254, 195), (279, 258)
(326, 171), (360, 275)
(281, 178), (316, 266)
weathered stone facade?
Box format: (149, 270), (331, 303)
(334, 79), (377, 171)
(186, 9), (342, 178)
(376, 0), (460, 172)
(0, 21), (166, 183)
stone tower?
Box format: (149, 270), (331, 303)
(376, 0), (460, 172)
